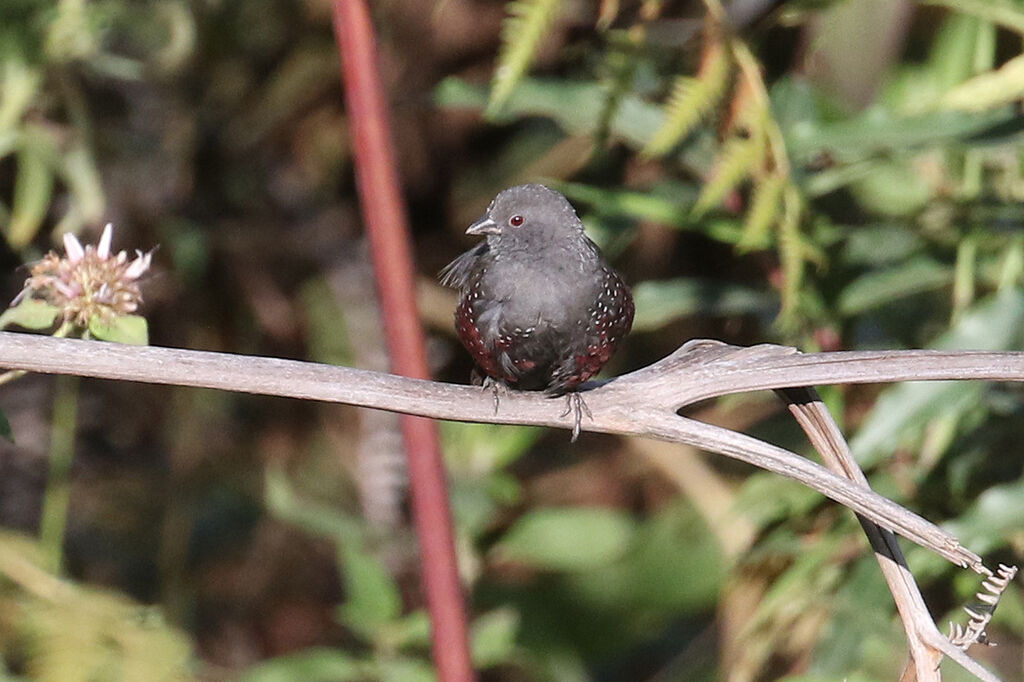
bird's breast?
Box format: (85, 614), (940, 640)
(481, 257), (598, 330)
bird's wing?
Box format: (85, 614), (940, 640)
(547, 267), (634, 393)
(439, 242), (489, 290)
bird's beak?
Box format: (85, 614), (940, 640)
(466, 216), (500, 236)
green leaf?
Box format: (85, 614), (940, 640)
(88, 314), (149, 345)
(943, 54), (1024, 112)
(494, 507), (635, 572)
(7, 127), (56, 249)
(837, 258), (952, 317)
(61, 141), (106, 226)
(631, 278), (776, 332)
(735, 473), (827, 530)
(926, 13), (986, 96)
(436, 77), (667, 154)
(236, 648), (363, 682)
(264, 466), (362, 541)
(558, 181), (696, 226)
(471, 608), (520, 668)
(487, 0), (565, 115)
(0, 59), (41, 134)
(441, 421), (543, 472)
(380, 610), (431, 650)
(776, 185), (807, 328)
(336, 544), (402, 639)
(568, 501), (724, 614)
(375, 658), (437, 682)
(0, 298), (59, 330)
(841, 224), (924, 266)
(848, 159), (932, 217)
(919, 0), (1024, 36)
(851, 290), (1024, 467)
(785, 106), (1013, 164)
(0, 530), (194, 682)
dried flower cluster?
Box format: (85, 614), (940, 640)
(15, 224), (152, 328)
(949, 563), (1019, 649)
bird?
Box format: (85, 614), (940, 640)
(441, 184), (634, 441)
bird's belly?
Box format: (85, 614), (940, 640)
(455, 257), (629, 393)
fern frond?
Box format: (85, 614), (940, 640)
(738, 172), (784, 250)
(643, 39), (730, 157)
(692, 132), (764, 217)
(487, 0), (564, 116)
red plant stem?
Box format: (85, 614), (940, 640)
(330, 2), (475, 681)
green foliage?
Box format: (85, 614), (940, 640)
(87, 314), (149, 345)
(236, 648), (362, 682)
(438, 75), (665, 150)
(336, 541), (402, 639)
(494, 507), (635, 572)
(631, 278), (776, 331)
(837, 257), (952, 316)
(643, 36), (731, 157)
(692, 136), (762, 217)
(487, 0), (565, 116)
(0, 299), (59, 331)
(851, 291), (1024, 467)
(739, 172), (785, 250)
(0, 531), (193, 682)
(943, 53), (1024, 111)
(263, 463), (528, 675)
(7, 126), (57, 249)
(920, 0), (1024, 35)
(0, 0), (189, 249)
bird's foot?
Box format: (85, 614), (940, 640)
(560, 392), (593, 442)
(480, 375), (505, 415)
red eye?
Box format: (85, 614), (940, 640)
(509, 215), (524, 227)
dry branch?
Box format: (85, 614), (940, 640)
(777, 388), (998, 682)
(2, 332), (1019, 570)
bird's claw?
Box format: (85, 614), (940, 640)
(560, 392), (592, 442)
(481, 376), (503, 415)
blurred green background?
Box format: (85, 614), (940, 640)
(2, 0), (1024, 680)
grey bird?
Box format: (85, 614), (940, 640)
(441, 184), (634, 440)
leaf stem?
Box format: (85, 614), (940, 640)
(39, 372), (80, 573)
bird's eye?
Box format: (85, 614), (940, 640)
(509, 215), (524, 227)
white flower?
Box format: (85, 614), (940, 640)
(15, 224), (154, 327)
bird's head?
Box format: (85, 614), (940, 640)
(466, 184), (586, 248)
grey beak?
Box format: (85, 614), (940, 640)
(466, 216), (500, 236)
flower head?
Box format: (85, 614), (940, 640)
(15, 224), (153, 328)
